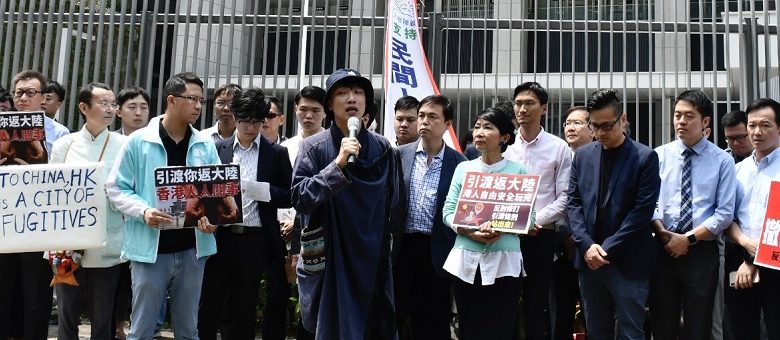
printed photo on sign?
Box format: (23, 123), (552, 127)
(452, 172), (540, 234)
(154, 164), (243, 229)
(0, 111), (47, 166)
(755, 180), (780, 270)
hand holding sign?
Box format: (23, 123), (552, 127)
(144, 208), (175, 228)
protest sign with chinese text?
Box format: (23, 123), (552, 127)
(452, 172), (541, 234)
(154, 164), (243, 229)
(0, 111), (47, 166)
(0, 162), (106, 253)
(383, 0), (460, 151)
(755, 180), (780, 270)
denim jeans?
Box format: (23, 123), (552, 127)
(128, 248), (207, 340)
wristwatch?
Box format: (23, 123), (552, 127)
(685, 231), (698, 245)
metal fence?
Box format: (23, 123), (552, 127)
(1, 0), (778, 148)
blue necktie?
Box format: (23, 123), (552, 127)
(678, 148), (694, 233)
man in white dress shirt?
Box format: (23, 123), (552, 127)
(503, 81), (573, 340)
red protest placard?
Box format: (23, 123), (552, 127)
(755, 181), (780, 270)
(452, 172), (540, 234)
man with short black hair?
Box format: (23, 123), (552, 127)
(649, 90), (736, 340)
(722, 110), (753, 163)
(393, 95), (420, 146)
(503, 81), (572, 340)
(41, 80), (65, 120)
(116, 86), (151, 136)
(107, 72), (220, 340)
(725, 98), (780, 340)
(10, 70), (69, 155)
(261, 95), (287, 144)
(568, 89), (661, 340)
(201, 83), (241, 142)
(292, 68), (402, 340)
(199, 87), (293, 340)
(394, 94), (465, 340)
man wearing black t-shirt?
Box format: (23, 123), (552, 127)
(567, 89), (661, 340)
(107, 72), (220, 340)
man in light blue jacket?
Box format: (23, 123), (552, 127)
(107, 72), (219, 340)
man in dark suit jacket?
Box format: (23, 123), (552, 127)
(567, 89), (661, 340)
(393, 95), (466, 340)
(198, 87), (293, 340)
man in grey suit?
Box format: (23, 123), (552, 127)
(393, 94), (466, 340)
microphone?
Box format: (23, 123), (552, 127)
(347, 117), (361, 164)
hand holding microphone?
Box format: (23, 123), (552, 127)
(336, 117), (362, 168)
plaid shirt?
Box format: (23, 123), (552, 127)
(405, 143), (445, 234)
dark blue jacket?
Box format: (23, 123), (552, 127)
(567, 137), (661, 278)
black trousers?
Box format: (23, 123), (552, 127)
(648, 240), (719, 340)
(454, 270), (522, 340)
(262, 222), (292, 340)
(520, 229), (556, 340)
(57, 265), (124, 340)
(198, 228), (268, 340)
(724, 245), (780, 340)
(393, 232), (453, 340)
(0, 252), (53, 340)
(552, 256), (580, 340)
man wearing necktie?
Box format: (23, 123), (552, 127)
(649, 89), (737, 340)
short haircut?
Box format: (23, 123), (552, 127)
(0, 86), (12, 105)
(476, 107), (516, 152)
(745, 98), (780, 126)
(566, 106), (588, 118)
(587, 89), (623, 117)
(164, 72), (203, 97)
(266, 95), (283, 113)
(721, 110), (747, 128)
(493, 100), (515, 119)
(394, 96), (420, 112)
(42, 80), (66, 101)
(214, 83), (242, 99)
(117, 86), (151, 108)
(230, 87), (270, 121)
(419, 95), (454, 121)
(12, 70), (47, 89)
(675, 89), (713, 120)
(513, 81), (548, 105)
(294, 86), (326, 107)
(78, 82), (112, 106)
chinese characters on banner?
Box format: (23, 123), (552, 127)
(755, 180), (780, 270)
(0, 111), (47, 166)
(452, 172), (541, 234)
(383, 0), (460, 151)
(154, 164), (243, 229)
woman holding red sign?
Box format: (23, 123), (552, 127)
(442, 107), (531, 340)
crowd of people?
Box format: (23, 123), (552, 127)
(0, 67), (778, 340)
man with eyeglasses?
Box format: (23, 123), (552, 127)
(10, 71), (70, 157)
(568, 89), (661, 340)
(107, 72), (219, 340)
(0, 70), (70, 340)
(648, 90), (736, 340)
(199, 87), (293, 340)
(201, 83), (241, 142)
(261, 96), (287, 144)
(502, 81), (572, 340)
(723, 110), (753, 163)
(551, 106), (591, 340)
(49, 82), (129, 340)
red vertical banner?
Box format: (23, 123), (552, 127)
(755, 180), (780, 270)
